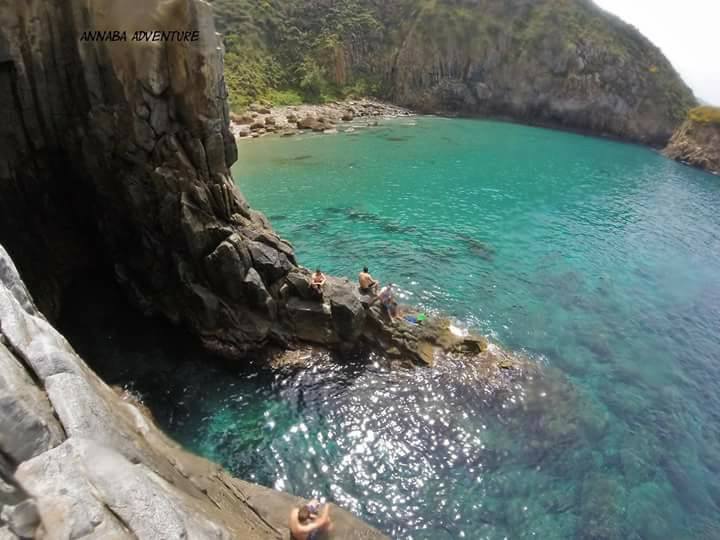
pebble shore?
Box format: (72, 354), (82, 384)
(230, 98), (413, 139)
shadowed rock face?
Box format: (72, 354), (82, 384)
(0, 243), (387, 539)
(0, 0), (473, 368)
(0, 0), (360, 360)
(381, 0), (696, 145)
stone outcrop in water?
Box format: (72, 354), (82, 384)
(0, 243), (386, 539)
(663, 106), (720, 175)
(0, 0), (444, 365)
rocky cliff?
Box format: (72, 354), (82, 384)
(0, 243), (386, 539)
(0, 0), (449, 366)
(212, 0), (696, 145)
(664, 106), (720, 175)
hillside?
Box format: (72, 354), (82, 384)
(212, 0), (696, 144)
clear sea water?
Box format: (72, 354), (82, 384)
(63, 118), (720, 539)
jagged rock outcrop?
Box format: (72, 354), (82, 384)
(0, 243), (386, 539)
(664, 106), (720, 175)
(0, 0), (437, 363)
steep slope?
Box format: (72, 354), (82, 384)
(0, 243), (386, 540)
(214, 0), (696, 144)
(664, 106), (720, 174)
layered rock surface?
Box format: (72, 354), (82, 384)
(0, 243), (386, 539)
(664, 107), (720, 175)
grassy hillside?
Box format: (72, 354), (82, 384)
(212, 0), (695, 143)
(212, 0), (389, 109)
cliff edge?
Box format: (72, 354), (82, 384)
(663, 106), (720, 175)
(0, 0), (457, 366)
(0, 242), (386, 539)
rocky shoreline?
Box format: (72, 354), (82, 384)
(663, 107), (720, 175)
(230, 99), (413, 139)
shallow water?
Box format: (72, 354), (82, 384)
(66, 118), (720, 539)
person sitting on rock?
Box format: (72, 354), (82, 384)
(289, 500), (332, 540)
(358, 266), (379, 295)
(375, 283), (399, 320)
(310, 268), (326, 298)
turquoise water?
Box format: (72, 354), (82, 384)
(68, 118), (720, 539)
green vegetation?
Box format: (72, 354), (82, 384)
(689, 106), (720, 126)
(211, 0), (389, 110)
(212, 0), (694, 127)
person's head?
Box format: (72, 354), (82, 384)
(298, 506), (312, 524)
(363, 266), (369, 273)
(315, 268), (321, 275)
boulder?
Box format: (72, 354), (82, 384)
(243, 268), (276, 318)
(285, 298), (336, 345)
(247, 241), (292, 283)
(285, 271), (314, 300)
(204, 234), (252, 302)
(264, 116), (276, 125)
(297, 116), (319, 130)
(0, 342), (64, 463)
(327, 282), (366, 342)
(0, 500), (40, 539)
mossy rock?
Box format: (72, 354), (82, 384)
(688, 106), (720, 126)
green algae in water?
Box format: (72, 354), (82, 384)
(63, 117), (720, 540)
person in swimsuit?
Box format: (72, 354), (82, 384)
(358, 266), (379, 295)
(289, 500), (332, 540)
(310, 268), (326, 298)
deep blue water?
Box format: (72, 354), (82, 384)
(66, 117), (720, 539)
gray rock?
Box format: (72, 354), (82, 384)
(328, 282), (366, 342)
(1, 501), (39, 539)
(243, 268), (277, 320)
(0, 342), (64, 463)
(285, 298), (336, 345)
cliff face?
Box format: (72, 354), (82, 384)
(213, 0), (696, 145)
(0, 0), (466, 368)
(0, 0), (343, 359)
(383, 0), (695, 145)
(0, 243), (386, 539)
(664, 107), (720, 175)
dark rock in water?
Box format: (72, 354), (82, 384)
(328, 281), (367, 343)
(458, 234), (496, 261)
(268, 214), (288, 222)
(285, 297), (336, 344)
(580, 473), (627, 540)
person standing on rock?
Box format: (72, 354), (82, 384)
(310, 268), (327, 298)
(358, 266), (379, 295)
(289, 500), (333, 540)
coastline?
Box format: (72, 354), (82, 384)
(230, 98), (414, 139)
